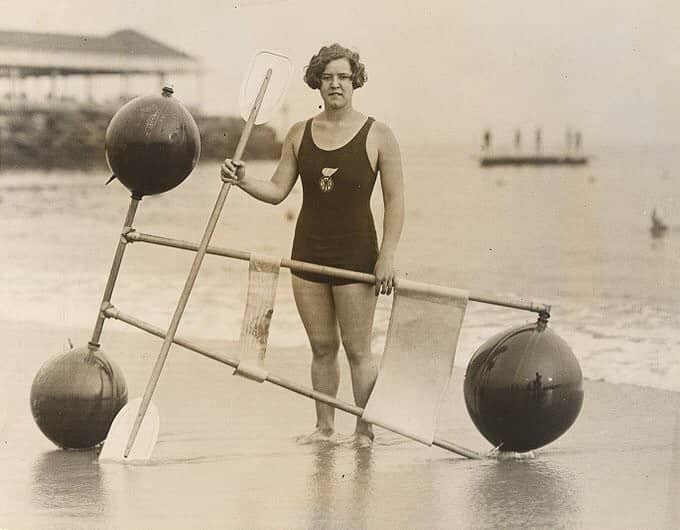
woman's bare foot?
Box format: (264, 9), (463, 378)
(353, 432), (374, 448)
(353, 422), (374, 447)
(295, 428), (336, 444)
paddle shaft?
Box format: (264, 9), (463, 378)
(123, 69), (273, 458)
(124, 231), (551, 316)
(89, 196), (140, 349)
(104, 304), (482, 459)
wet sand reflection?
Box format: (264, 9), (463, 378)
(468, 459), (579, 528)
(306, 443), (374, 529)
(31, 449), (108, 517)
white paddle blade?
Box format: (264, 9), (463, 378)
(239, 50), (292, 125)
(99, 397), (160, 462)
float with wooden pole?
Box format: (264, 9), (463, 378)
(30, 51), (583, 463)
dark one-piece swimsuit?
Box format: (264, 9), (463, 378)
(291, 117), (378, 285)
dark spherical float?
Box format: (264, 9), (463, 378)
(105, 86), (201, 197)
(30, 346), (128, 449)
(464, 323), (584, 453)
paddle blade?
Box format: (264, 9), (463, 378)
(239, 50), (292, 125)
(99, 397), (160, 462)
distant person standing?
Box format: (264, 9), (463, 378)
(535, 127), (542, 154)
(514, 129), (521, 152)
(574, 131), (582, 153)
(565, 128), (573, 155)
(483, 129), (492, 152)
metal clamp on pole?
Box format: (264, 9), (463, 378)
(100, 301), (118, 320)
(537, 306), (551, 330)
(121, 227), (135, 245)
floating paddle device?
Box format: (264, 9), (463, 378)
(31, 51), (584, 462)
(100, 228), (581, 459)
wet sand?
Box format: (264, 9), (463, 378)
(1, 318), (679, 529)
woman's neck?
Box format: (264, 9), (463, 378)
(322, 105), (355, 123)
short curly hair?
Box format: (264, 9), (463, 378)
(303, 43), (367, 90)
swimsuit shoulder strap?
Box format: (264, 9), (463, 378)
(354, 116), (375, 145)
(301, 118), (314, 144)
(297, 118), (315, 161)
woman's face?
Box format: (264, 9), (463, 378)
(319, 58), (354, 110)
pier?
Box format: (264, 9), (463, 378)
(479, 127), (588, 167)
(480, 155), (589, 167)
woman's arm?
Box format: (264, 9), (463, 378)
(372, 122), (405, 295)
(221, 121), (304, 205)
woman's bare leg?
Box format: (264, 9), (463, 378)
(292, 275), (340, 435)
(332, 282), (379, 442)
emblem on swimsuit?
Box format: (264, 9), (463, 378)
(319, 168), (338, 193)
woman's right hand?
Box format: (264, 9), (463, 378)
(220, 159), (246, 186)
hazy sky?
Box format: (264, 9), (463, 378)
(3, 0), (679, 147)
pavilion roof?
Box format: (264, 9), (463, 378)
(0, 28), (200, 76)
(0, 28), (194, 59)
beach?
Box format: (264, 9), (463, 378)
(1, 318), (679, 529)
(1, 147), (679, 528)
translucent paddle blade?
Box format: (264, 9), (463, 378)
(239, 50), (292, 125)
(99, 397), (160, 462)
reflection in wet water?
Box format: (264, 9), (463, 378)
(307, 443), (336, 527)
(348, 448), (374, 529)
(31, 449), (108, 517)
(306, 443), (374, 529)
(468, 459), (579, 528)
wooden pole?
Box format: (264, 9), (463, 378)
(89, 196), (140, 349)
(103, 304), (483, 460)
(123, 69), (273, 458)
(125, 230), (551, 316)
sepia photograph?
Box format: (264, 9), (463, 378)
(1, 1), (678, 528)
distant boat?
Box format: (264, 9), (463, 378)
(479, 155), (589, 167)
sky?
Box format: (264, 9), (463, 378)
(2, 0), (679, 148)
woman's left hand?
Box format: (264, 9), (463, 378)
(373, 255), (396, 296)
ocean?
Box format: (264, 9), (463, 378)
(1, 144), (678, 392)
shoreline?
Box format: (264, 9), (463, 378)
(3, 316), (677, 396)
(2, 317), (679, 529)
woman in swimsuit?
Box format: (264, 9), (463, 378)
(221, 43), (405, 445)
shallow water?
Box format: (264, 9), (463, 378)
(1, 321), (678, 529)
(1, 144), (678, 390)
(1, 144), (679, 528)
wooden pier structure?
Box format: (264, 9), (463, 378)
(479, 155), (589, 167)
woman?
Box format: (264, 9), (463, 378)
(221, 43), (405, 445)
